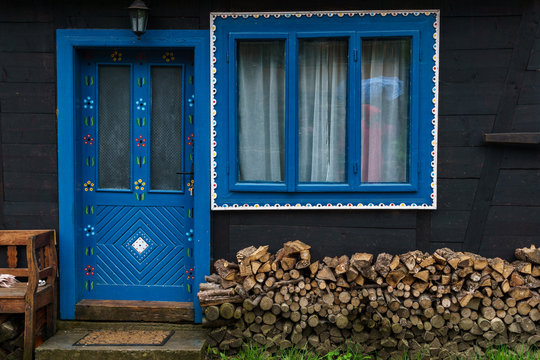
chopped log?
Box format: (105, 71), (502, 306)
(414, 270), (429, 282)
(317, 266), (336, 282)
(214, 259), (237, 281)
(243, 276), (257, 292)
(236, 246), (257, 263)
(309, 261), (319, 275)
(335, 255), (350, 275)
(386, 270), (407, 288)
(374, 253), (393, 278)
(350, 253), (373, 270)
(509, 286), (531, 301)
(204, 306), (220, 321)
(281, 257), (296, 271)
(515, 245), (540, 264)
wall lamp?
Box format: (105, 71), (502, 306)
(128, 0), (149, 39)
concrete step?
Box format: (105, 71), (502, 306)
(35, 322), (207, 360)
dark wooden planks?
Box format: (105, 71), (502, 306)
(438, 82), (505, 116)
(0, 53), (55, 83)
(441, 16), (521, 50)
(439, 49), (511, 83)
(492, 169), (540, 205)
(430, 210), (470, 243)
(437, 179), (478, 210)
(0, 83), (55, 113)
(464, 0), (539, 254)
(437, 147), (485, 179)
(3, 144), (57, 174)
(3, 202), (58, 230)
(228, 225), (416, 260)
(3, 172), (57, 203)
(228, 210), (416, 228)
(0, 23), (54, 53)
(1, 114), (56, 144)
(75, 299), (194, 323)
(517, 70), (540, 104)
(526, 38), (540, 70)
(512, 104), (540, 131)
(438, 116), (494, 147)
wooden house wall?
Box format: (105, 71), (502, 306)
(0, 0), (538, 263)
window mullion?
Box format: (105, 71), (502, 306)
(351, 34), (361, 189)
(286, 33), (297, 192)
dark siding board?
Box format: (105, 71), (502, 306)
(438, 82), (504, 115)
(0, 53), (55, 83)
(463, 0), (539, 254)
(0, 83), (55, 114)
(228, 225), (416, 261)
(480, 236), (538, 260)
(0, 23), (55, 53)
(439, 49), (511, 84)
(437, 179), (478, 210)
(3, 201), (58, 230)
(485, 206), (540, 236)
(492, 169), (540, 205)
(438, 116), (494, 147)
(0, 0), (53, 22)
(1, 113), (56, 144)
(228, 210), (417, 229)
(441, 16), (521, 51)
(3, 172), (57, 202)
(211, 212), (230, 265)
(430, 210), (470, 243)
(517, 70), (540, 104)
(415, 211), (431, 252)
(501, 147), (540, 169)
(512, 104), (540, 131)
(429, 242), (463, 253)
(2, 144), (57, 174)
(526, 38), (540, 70)
(437, 147), (485, 179)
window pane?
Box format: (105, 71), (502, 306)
(150, 66), (183, 191)
(237, 40), (285, 182)
(298, 39), (348, 183)
(98, 65), (131, 189)
(361, 38), (411, 183)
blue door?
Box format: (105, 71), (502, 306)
(77, 49), (195, 301)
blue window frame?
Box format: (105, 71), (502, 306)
(211, 11), (439, 209)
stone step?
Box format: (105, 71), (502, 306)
(35, 322), (206, 360)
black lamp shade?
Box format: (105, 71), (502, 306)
(128, 0), (149, 38)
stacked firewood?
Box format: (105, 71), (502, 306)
(198, 242), (540, 359)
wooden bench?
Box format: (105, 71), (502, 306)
(0, 230), (57, 360)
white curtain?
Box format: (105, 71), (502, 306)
(298, 39), (347, 183)
(361, 39), (410, 183)
(237, 41), (285, 182)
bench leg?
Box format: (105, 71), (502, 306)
(24, 299), (36, 360)
(46, 302), (56, 338)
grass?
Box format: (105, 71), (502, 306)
(207, 343), (540, 360)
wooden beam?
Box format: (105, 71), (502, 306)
(484, 132), (540, 145)
(75, 299), (194, 323)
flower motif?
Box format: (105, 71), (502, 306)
(84, 225), (95, 237)
(84, 265), (95, 276)
(185, 228), (194, 242)
(83, 96), (94, 109)
(162, 51), (175, 62)
(84, 180), (94, 192)
(186, 133), (194, 146)
(135, 135), (146, 147)
(136, 98), (147, 111)
(134, 179), (145, 191)
(136, 52), (147, 63)
(83, 134), (94, 145)
(187, 179), (194, 196)
(185, 267), (194, 280)
(188, 94), (194, 107)
(110, 50), (122, 62)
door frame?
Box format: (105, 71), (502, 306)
(57, 29), (210, 322)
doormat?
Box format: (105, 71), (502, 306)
(74, 330), (174, 346)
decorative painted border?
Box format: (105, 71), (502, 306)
(210, 10), (440, 210)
